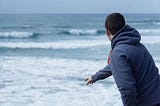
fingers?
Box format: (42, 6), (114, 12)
(84, 76), (90, 82)
(85, 76), (93, 85)
(86, 80), (93, 85)
(84, 77), (89, 81)
(86, 80), (90, 85)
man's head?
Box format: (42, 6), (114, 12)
(105, 13), (125, 41)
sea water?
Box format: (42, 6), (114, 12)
(0, 14), (160, 106)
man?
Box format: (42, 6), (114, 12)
(85, 13), (160, 106)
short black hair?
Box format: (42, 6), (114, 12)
(105, 13), (125, 35)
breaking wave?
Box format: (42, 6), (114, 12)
(59, 28), (160, 35)
(0, 40), (108, 49)
(0, 32), (40, 38)
(59, 29), (105, 35)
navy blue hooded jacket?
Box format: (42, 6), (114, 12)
(92, 25), (160, 106)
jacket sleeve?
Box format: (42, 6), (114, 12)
(110, 51), (136, 106)
(91, 64), (112, 82)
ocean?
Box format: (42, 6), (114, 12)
(0, 14), (160, 106)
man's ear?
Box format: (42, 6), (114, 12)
(106, 28), (110, 36)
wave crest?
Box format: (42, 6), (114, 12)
(0, 32), (39, 38)
(0, 25), (32, 29)
(60, 29), (105, 35)
(0, 40), (108, 49)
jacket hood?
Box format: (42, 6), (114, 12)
(111, 25), (141, 49)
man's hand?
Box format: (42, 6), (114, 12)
(85, 76), (94, 85)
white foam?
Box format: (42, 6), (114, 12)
(152, 22), (160, 25)
(138, 29), (160, 34)
(0, 35), (160, 50)
(0, 32), (34, 38)
(0, 40), (109, 49)
(99, 35), (160, 44)
(0, 56), (122, 106)
(68, 29), (98, 35)
(1, 56), (160, 106)
(141, 36), (160, 44)
(0, 56), (104, 77)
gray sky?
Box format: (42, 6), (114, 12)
(0, 0), (160, 14)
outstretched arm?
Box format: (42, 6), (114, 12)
(92, 64), (112, 82)
(85, 64), (112, 85)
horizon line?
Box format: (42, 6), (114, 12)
(0, 12), (160, 15)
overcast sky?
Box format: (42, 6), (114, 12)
(0, 0), (160, 14)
